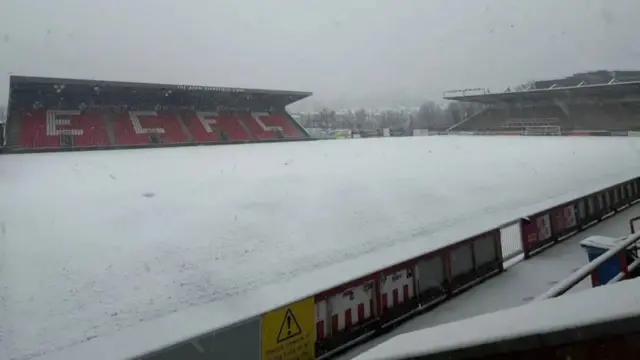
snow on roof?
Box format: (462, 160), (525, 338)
(3, 136), (640, 360)
(9, 75), (313, 98)
(353, 277), (640, 360)
(444, 80), (640, 103)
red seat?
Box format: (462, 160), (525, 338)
(240, 113), (276, 140)
(18, 109), (109, 148)
(184, 112), (252, 142)
(15, 109), (306, 149)
(241, 113), (307, 139)
(260, 113), (307, 138)
(113, 111), (187, 145)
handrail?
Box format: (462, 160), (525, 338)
(535, 232), (640, 300)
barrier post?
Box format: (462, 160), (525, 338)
(618, 252), (629, 279)
(630, 216), (640, 234)
(444, 253), (453, 295)
(520, 218), (531, 259)
(494, 230), (505, 271)
(374, 273), (382, 318)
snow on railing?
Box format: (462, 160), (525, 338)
(535, 232), (640, 300)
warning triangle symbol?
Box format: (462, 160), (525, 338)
(276, 308), (302, 343)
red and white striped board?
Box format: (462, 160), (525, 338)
(380, 268), (414, 312)
(315, 280), (375, 340)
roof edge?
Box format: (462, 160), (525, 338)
(443, 80), (640, 103)
(9, 75), (313, 100)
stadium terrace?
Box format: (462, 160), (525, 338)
(443, 70), (640, 136)
(2, 75), (313, 152)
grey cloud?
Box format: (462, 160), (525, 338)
(0, 0), (639, 111)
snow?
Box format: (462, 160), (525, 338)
(340, 202), (640, 359)
(3, 136), (640, 360)
(34, 196), (640, 360)
(579, 235), (626, 249)
(353, 277), (640, 360)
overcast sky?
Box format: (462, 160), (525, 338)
(1, 0), (639, 110)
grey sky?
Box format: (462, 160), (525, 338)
(0, 0), (639, 110)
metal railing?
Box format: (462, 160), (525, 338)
(536, 231), (640, 300)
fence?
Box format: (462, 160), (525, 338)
(441, 130), (634, 137)
(308, 129), (635, 140)
(37, 176), (640, 360)
(350, 187), (640, 360)
(352, 262), (640, 360)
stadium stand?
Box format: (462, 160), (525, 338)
(183, 110), (253, 142)
(444, 70), (640, 134)
(4, 76), (312, 152)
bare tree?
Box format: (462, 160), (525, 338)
(513, 80), (536, 92)
(416, 100), (450, 130)
(354, 109), (367, 129)
(378, 110), (402, 128)
(312, 107), (336, 129)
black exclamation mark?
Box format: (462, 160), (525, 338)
(287, 315), (292, 336)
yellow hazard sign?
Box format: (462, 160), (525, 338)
(261, 296), (315, 360)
